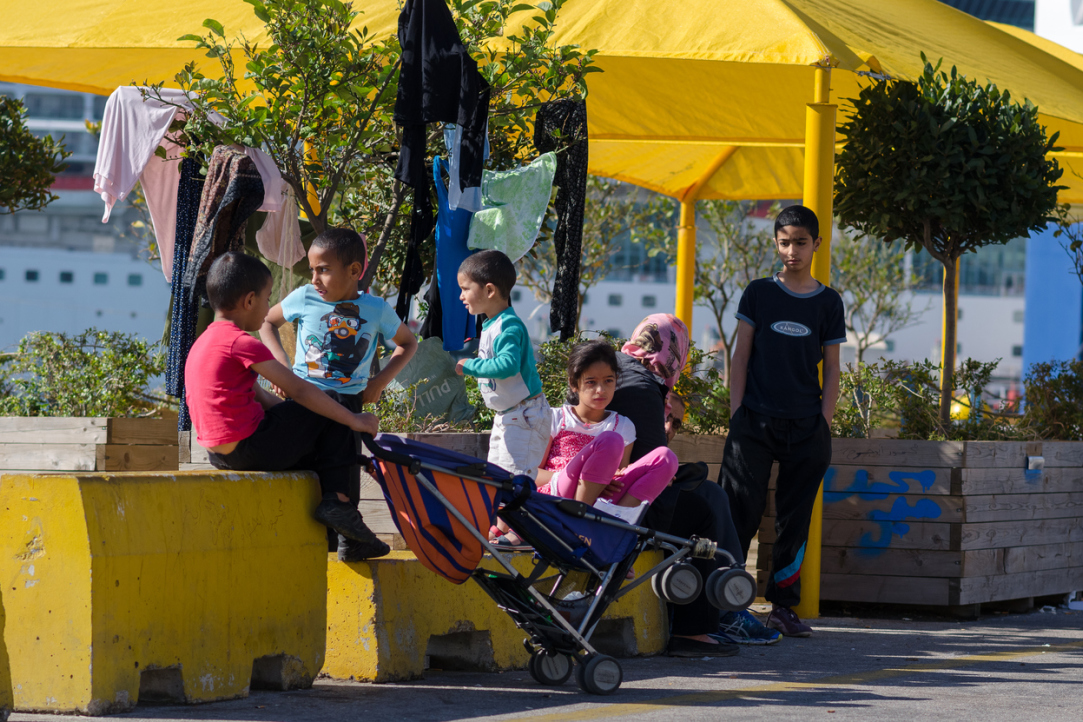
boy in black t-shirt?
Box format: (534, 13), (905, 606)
(721, 205), (845, 638)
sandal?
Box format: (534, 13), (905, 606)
(491, 533), (532, 551)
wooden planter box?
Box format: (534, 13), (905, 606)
(0, 417), (178, 474)
(757, 439), (1083, 610)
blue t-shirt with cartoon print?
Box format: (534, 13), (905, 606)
(280, 285), (401, 394)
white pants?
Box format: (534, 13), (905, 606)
(488, 394), (550, 478)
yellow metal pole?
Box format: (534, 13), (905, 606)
(674, 145), (738, 328)
(793, 66), (837, 621)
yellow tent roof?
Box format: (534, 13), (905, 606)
(2, 0), (1081, 201)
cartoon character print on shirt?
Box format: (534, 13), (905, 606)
(303, 302), (372, 384)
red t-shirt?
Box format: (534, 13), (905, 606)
(184, 321), (275, 447)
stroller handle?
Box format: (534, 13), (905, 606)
(358, 432), (422, 475)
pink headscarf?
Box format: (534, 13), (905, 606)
(621, 314), (690, 390)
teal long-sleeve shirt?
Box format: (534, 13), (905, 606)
(462, 306), (543, 412)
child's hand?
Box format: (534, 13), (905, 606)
(603, 471), (625, 498)
(455, 358), (467, 376)
(350, 412), (379, 436)
(361, 382), (384, 406)
(270, 383), (288, 399)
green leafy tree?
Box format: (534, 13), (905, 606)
(0, 330), (167, 418)
(519, 178), (673, 332)
(835, 57), (1065, 425)
(0, 96), (70, 215)
(164, 0), (596, 295)
(831, 231), (923, 364)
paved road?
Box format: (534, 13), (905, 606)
(11, 605), (1083, 722)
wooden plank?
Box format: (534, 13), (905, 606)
(760, 543), (979, 577)
(0, 443), (97, 471)
(190, 435), (211, 465)
(830, 439), (964, 468)
(1041, 442), (1083, 468)
(960, 518), (1083, 550)
(821, 573), (950, 606)
(669, 434), (726, 464)
(758, 518), (955, 551)
(962, 492), (1083, 523)
(178, 431), (191, 464)
(0, 417), (108, 444)
(1002, 542), (1083, 575)
(955, 566), (1083, 606)
(959, 467), (1082, 495)
(816, 493), (963, 523)
(106, 417), (178, 445)
(95, 444), (178, 472)
(962, 442), (1030, 469)
(359, 500), (403, 536)
(824, 465), (956, 496)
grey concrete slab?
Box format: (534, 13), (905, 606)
(10, 606), (1083, 722)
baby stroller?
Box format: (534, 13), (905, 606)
(361, 433), (756, 696)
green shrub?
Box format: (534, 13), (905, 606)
(0, 329), (167, 417)
(1020, 360), (1083, 440)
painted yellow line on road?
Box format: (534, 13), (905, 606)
(502, 639), (1083, 722)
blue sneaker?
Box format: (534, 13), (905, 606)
(715, 609), (782, 645)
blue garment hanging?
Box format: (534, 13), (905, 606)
(433, 156), (476, 351)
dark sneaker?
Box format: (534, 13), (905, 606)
(337, 533), (390, 562)
(717, 609), (782, 645)
(766, 606), (813, 638)
(314, 497), (384, 548)
(665, 636), (739, 658)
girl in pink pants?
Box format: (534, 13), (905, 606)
(542, 430), (677, 506)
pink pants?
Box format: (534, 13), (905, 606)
(546, 430), (678, 504)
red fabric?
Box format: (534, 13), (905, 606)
(184, 321), (274, 447)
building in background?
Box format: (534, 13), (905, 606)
(0, 82), (170, 353)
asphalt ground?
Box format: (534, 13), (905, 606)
(11, 602), (1083, 722)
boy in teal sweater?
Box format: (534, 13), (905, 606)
(455, 250), (549, 477)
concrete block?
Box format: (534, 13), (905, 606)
(325, 550), (668, 682)
(0, 470), (328, 715)
(1, 584), (10, 722)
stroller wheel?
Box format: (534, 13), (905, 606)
(706, 568), (757, 611)
(575, 654), (623, 695)
(528, 650), (573, 686)
(658, 563), (703, 605)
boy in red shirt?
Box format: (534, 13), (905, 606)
(185, 252), (388, 558)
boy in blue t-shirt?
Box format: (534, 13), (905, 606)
(721, 205), (845, 639)
(261, 228), (418, 559)
(454, 250), (549, 478)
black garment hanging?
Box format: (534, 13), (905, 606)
(418, 265), (443, 339)
(393, 0), (489, 320)
(534, 100), (588, 341)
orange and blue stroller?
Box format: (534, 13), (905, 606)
(361, 433), (756, 696)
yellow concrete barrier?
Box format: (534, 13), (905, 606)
(1, 584), (11, 722)
(325, 550), (668, 682)
(0, 470), (328, 715)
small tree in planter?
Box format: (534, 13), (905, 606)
(0, 96), (70, 215)
(835, 57), (1064, 425)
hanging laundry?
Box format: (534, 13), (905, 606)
(94, 86), (291, 280)
(443, 122), (489, 212)
(395, 188), (434, 321)
(255, 185), (304, 269)
(426, 156), (475, 350)
(182, 146), (265, 303)
(534, 100), (588, 341)
(467, 152), (556, 263)
(418, 266), (443, 341)
(166, 154), (206, 431)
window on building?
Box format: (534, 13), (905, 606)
(93, 272), (108, 285)
(1012, 345), (1023, 357)
(127, 273), (143, 287)
(885, 339), (896, 352)
(1013, 310), (1025, 323)
(607, 294), (623, 307)
(22, 93), (85, 119)
(25, 269), (39, 282)
(957, 308), (963, 321)
(511, 290), (522, 302)
(581, 293), (589, 305)
(0, 268), (5, 281)
(606, 328), (622, 338)
(59, 271), (73, 284)
(642, 294), (657, 308)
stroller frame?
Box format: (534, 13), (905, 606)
(361, 434), (752, 695)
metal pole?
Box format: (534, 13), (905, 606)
(793, 66), (837, 621)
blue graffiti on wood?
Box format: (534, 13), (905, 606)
(823, 467), (942, 556)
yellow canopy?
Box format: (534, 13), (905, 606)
(1, 0), (1081, 202)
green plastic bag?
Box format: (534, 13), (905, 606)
(387, 337), (474, 423)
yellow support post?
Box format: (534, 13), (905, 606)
(674, 146), (738, 328)
(793, 66), (837, 621)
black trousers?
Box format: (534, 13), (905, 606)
(324, 390), (366, 550)
(644, 464), (745, 637)
(720, 406), (831, 609)
(207, 399), (354, 499)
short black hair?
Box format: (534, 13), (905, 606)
(311, 227), (367, 268)
(458, 250), (516, 300)
(206, 252), (272, 311)
(565, 340), (620, 405)
(774, 204), (820, 239)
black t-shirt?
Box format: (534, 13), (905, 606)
(735, 274), (846, 419)
(607, 352), (669, 462)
